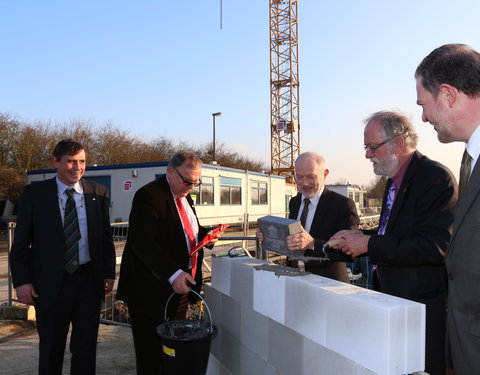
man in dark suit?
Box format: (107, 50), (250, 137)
(416, 43), (480, 375)
(285, 152), (359, 282)
(9, 139), (116, 375)
(257, 152), (359, 282)
(332, 111), (457, 375)
(116, 151), (218, 375)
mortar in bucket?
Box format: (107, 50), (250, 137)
(155, 290), (217, 375)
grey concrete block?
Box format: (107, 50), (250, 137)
(240, 303), (269, 360)
(221, 330), (241, 375)
(222, 294), (241, 339)
(239, 344), (268, 375)
(268, 318), (305, 375)
(206, 354), (220, 375)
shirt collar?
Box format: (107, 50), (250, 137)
(466, 124), (480, 163)
(392, 152), (414, 189)
(302, 186), (324, 207)
(56, 176), (82, 195)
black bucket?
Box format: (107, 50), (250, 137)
(155, 290), (217, 375)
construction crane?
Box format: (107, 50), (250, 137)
(269, 0), (300, 182)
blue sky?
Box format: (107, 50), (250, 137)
(1, 1), (479, 185)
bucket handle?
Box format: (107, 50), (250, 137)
(164, 290), (214, 334)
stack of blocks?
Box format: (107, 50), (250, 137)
(204, 256), (425, 375)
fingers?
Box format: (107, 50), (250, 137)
(172, 272), (195, 294)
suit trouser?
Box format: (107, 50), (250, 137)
(129, 294), (185, 375)
(424, 299), (446, 375)
(35, 264), (101, 375)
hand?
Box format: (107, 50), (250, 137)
(330, 230), (370, 258)
(171, 271), (196, 294)
(16, 283), (38, 305)
(256, 229), (264, 242)
(286, 230), (314, 251)
(104, 279), (115, 295)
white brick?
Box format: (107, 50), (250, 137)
(253, 268), (286, 324)
(211, 256), (233, 296)
(230, 257), (265, 307)
(240, 344), (269, 375)
(284, 275), (328, 345)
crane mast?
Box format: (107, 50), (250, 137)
(269, 0), (300, 182)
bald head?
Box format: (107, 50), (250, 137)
(294, 152), (329, 197)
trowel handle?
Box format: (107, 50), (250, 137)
(325, 238), (342, 248)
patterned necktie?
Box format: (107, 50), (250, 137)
(176, 197), (198, 279)
(300, 198), (310, 228)
(378, 181), (397, 236)
(64, 188), (81, 274)
(458, 149), (472, 199)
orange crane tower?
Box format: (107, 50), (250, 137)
(269, 0), (300, 182)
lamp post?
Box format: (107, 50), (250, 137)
(212, 112), (222, 162)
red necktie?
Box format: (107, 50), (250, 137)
(176, 197), (198, 279)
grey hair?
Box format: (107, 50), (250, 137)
(167, 150), (203, 169)
(364, 111), (418, 149)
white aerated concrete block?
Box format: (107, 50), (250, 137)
(284, 275), (328, 345)
(325, 288), (425, 375)
(253, 269), (286, 324)
(240, 303), (269, 360)
(230, 257), (266, 307)
(220, 330), (241, 375)
(211, 256), (233, 296)
(403, 300), (426, 374)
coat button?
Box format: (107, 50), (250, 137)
(448, 273), (453, 280)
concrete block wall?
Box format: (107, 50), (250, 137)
(205, 256), (425, 375)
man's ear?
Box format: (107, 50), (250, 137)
(439, 83), (458, 107)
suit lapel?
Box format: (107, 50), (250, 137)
(289, 194), (301, 219)
(47, 178), (64, 234)
(310, 189), (330, 230)
(384, 151), (421, 233)
(451, 159), (480, 243)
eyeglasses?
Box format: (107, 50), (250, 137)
(174, 167), (202, 187)
(363, 135), (399, 153)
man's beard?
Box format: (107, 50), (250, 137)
(371, 154), (399, 178)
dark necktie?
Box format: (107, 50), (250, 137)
(300, 198), (310, 228)
(378, 181), (396, 236)
(459, 149), (472, 198)
(176, 197), (198, 279)
(64, 188), (81, 274)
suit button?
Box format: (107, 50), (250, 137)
(448, 273), (453, 280)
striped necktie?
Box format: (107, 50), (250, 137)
(64, 188), (81, 274)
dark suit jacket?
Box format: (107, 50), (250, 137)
(445, 151), (480, 374)
(9, 177), (116, 306)
(366, 151), (457, 303)
(289, 188), (359, 282)
(116, 176), (209, 318)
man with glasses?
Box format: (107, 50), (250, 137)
(331, 111), (457, 375)
(117, 150), (218, 375)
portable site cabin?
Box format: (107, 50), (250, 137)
(27, 161), (298, 228)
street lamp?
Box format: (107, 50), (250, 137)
(212, 112), (222, 162)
